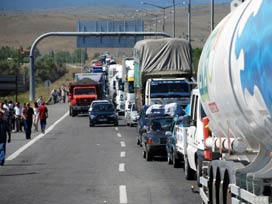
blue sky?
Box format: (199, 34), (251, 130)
(0, 0), (232, 10)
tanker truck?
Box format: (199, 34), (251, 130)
(193, 0), (272, 203)
(133, 38), (193, 112)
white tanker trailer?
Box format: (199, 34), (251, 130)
(197, 0), (272, 203)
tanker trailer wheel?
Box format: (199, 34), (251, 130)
(184, 156), (195, 180)
(212, 169), (221, 204)
(222, 172), (231, 204)
(196, 157), (203, 187)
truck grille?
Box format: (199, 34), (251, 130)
(76, 98), (93, 105)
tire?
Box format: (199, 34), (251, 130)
(71, 108), (76, 117)
(146, 149), (152, 161)
(173, 152), (180, 168)
(114, 121), (118, 126)
(167, 153), (173, 165)
(142, 150), (146, 158)
(184, 156), (195, 180)
(139, 134), (143, 147)
(137, 138), (140, 145)
(196, 158), (202, 187)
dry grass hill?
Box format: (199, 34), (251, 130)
(0, 4), (230, 60)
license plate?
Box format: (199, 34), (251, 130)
(99, 118), (107, 122)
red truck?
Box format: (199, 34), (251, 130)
(68, 77), (103, 117)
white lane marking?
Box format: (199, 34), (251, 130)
(115, 127), (119, 131)
(117, 133), (122, 138)
(120, 151), (126, 157)
(6, 111), (69, 161)
(119, 163), (125, 172)
(120, 141), (126, 147)
(119, 185), (128, 204)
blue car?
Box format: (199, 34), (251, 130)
(89, 102), (118, 127)
(166, 114), (190, 167)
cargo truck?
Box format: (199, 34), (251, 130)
(133, 38), (193, 112)
(181, 0), (272, 203)
(69, 73), (106, 117)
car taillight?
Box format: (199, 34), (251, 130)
(147, 138), (152, 145)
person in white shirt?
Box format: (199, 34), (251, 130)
(37, 96), (44, 107)
(14, 102), (22, 132)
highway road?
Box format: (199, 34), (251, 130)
(0, 103), (201, 204)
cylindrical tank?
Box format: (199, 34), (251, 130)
(198, 0), (272, 150)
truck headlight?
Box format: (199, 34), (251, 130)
(90, 115), (96, 119)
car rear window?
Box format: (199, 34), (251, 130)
(93, 104), (114, 112)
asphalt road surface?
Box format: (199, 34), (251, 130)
(0, 103), (202, 204)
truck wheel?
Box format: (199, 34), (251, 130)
(71, 109), (76, 117)
(184, 156), (195, 180)
(114, 121), (118, 126)
(69, 107), (72, 116)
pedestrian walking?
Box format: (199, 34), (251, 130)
(37, 96), (44, 107)
(33, 102), (39, 132)
(25, 103), (34, 140)
(8, 100), (15, 132)
(61, 86), (66, 103)
(1, 101), (12, 143)
(14, 102), (22, 132)
(21, 103), (27, 133)
(0, 110), (8, 166)
(38, 102), (48, 134)
(51, 89), (57, 104)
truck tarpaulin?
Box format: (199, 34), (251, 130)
(133, 38), (192, 89)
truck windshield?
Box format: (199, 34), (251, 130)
(74, 88), (96, 95)
(150, 80), (190, 97)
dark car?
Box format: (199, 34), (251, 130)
(137, 105), (167, 146)
(89, 102), (118, 126)
(142, 116), (174, 161)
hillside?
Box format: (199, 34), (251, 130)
(0, 4), (230, 59)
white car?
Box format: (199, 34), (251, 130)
(125, 103), (139, 127)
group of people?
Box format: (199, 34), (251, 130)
(0, 97), (49, 165)
(51, 86), (67, 104)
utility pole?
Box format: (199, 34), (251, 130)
(141, 1), (173, 33)
(173, 0), (176, 37)
(188, 0), (191, 42)
(211, 0), (215, 32)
